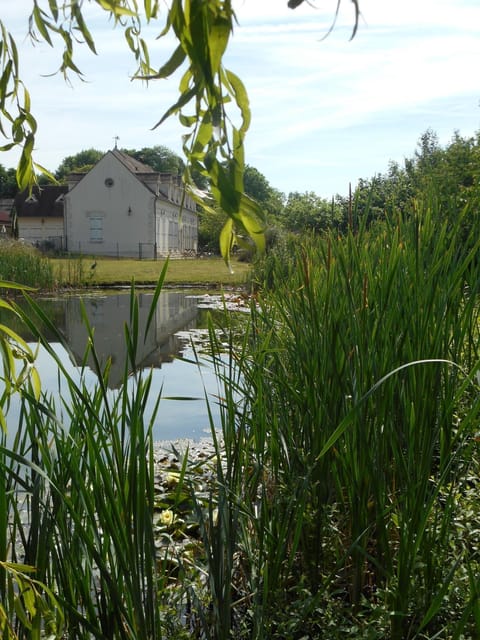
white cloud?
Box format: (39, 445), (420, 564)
(0, 0), (479, 196)
(222, 0), (480, 192)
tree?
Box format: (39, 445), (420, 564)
(124, 145), (184, 175)
(281, 191), (342, 233)
(244, 165), (284, 217)
(349, 162), (415, 227)
(55, 148), (105, 181)
(198, 207), (228, 253)
(409, 129), (480, 210)
(345, 128), (480, 234)
(0, 164), (17, 197)
(0, 1), (359, 263)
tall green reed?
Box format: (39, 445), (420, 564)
(54, 254), (88, 287)
(227, 199), (480, 637)
(0, 242), (55, 291)
(1, 273), (172, 638)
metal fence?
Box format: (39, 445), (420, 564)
(139, 243), (157, 260)
(67, 242), (197, 259)
(34, 236), (64, 253)
(69, 242), (159, 259)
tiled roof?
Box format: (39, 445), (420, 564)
(14, 185), (69, 218)
(111, 149), (156, 174)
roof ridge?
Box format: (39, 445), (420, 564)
(111, 148), (156, 174)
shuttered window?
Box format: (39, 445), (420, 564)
(90, 216), (103, 242)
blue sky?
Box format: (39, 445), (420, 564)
(2, 0), (479, 198)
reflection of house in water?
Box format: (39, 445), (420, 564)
(64, 292), (198, 387)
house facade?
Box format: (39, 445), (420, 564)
(14, 187), (67, 249)
(64, 149), (198, 258)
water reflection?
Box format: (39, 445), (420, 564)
(2, 291), (224, 441)
(63, 291), (198, 387)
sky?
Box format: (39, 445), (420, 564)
(1, 0), (479, 199)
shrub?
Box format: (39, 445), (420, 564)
(0, 239), (55, 290)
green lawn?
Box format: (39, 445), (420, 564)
(50, 256), (251, 288)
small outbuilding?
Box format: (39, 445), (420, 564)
(14, 186), (68, 250)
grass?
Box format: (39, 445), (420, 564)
(50, 256), (251, 288)
(0, 240), (55, 290)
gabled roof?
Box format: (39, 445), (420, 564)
(65, 149), (189, 207)
(111, 149), (156, 174)
(14, 185), (69, 218)
(66, 149), (162, 196)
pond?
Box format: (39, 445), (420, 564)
(1, 289), (243, 442)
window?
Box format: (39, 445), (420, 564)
(90, 216), (103, 242)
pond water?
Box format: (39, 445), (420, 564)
(1, 290), (238, 442)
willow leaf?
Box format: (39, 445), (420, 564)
(231, 143), (245, 192)
(96, 1), (137, 18)
(143, 0), (159, 20)
(179, 113), (197, 127)
(72, 5), (97, 54)
(23, 86), (31, 113)
(208, 16), (231, 76)
(208, 159), (240, 214)
(191, 112), (213, 157)
(16, 134), (35, 192)
(145, 44), (186, 79)
(61, 50), (84, 77)
(224, 68), (251, 134)
(179, 67), (193, 93)
(33, 161), (56, 183)
(237, 196), (266, 253)
(48, 0), (59, 21)
(31, 4), (53, 46)
(152, 85), (197, 129)
(8, 33), (18, 73)
(0, 60), (12, 107)
(219, 217), (235, 270)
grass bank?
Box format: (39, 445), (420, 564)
(51, 256), (251, 288)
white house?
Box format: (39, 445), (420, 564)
(64, 149), (198, 258)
